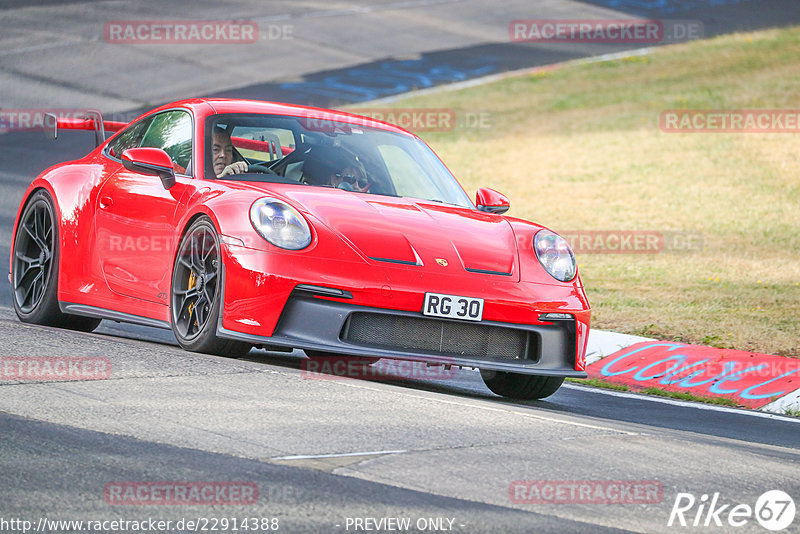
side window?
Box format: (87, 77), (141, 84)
(140, 111), (193, 174)
(107, 118), (152, 158)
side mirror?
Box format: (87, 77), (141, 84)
(476, 187), (510, 215)
(121, 148), (176, 189)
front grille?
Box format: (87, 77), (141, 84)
(342, 312), (535, 361)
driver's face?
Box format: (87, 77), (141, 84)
(331, 166), (369, 192)
(212, 133), (234, 175)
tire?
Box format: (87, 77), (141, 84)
(480, 369), (564, 400)
(170, 217), (252, 357)
(11, 190), (100, 332)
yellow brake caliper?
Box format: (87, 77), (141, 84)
(187, 270), (197, 324)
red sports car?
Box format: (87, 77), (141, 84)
(10, 99), (590, 399)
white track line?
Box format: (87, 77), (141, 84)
(271, 450), (407, 461)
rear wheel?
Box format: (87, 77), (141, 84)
(171, 217), (252, 357)
(480, 369), (564, 400)
(12, 190), (100, 332)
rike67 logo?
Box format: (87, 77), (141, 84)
(668, 490), (795, 531)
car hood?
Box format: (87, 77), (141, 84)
(281, 188), (520, 280)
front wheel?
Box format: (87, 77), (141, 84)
(170, 217), (252, 358)
(480, 369), (564, 400)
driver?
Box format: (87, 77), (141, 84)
(212, 127), (248, 178)
(331, 165), (369, 192)
(302, 146), (370, 192)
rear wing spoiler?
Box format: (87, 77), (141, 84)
(45, 110), (128, 147)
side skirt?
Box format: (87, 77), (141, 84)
(59, 302), (172, 330)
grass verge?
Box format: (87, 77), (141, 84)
(566, 378), (743, 408)
(565, 377), (629, 391)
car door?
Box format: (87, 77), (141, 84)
(94, 109), (193, 305)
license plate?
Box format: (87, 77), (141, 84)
(423, 292), (484, 322)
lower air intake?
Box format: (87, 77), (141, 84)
(342, 312), (535, 361)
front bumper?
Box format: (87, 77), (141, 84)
(218, 288), (588, 377)
(218, 244), (590, 376)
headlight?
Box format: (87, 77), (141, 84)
(534, 229), (576, 282)
(249, 197), (312, 250)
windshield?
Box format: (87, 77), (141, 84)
(205, 113), (473, 208)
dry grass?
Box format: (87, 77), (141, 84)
(349, 27), (800, 357)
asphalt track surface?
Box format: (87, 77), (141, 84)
(2, 1), (800, 533)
